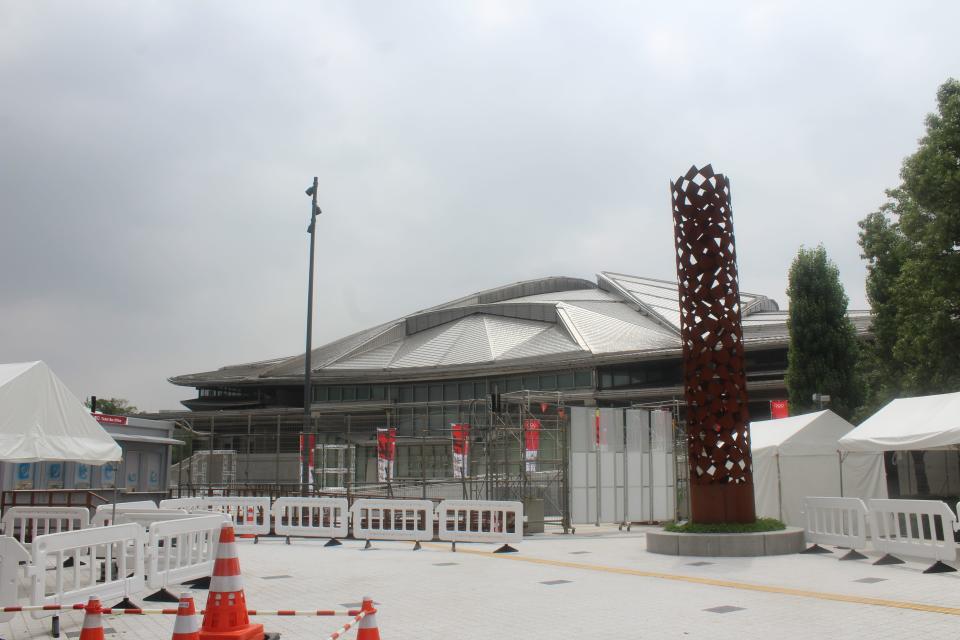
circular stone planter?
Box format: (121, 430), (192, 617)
(646, 527), (805, 557)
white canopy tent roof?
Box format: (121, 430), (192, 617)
(0, 361), (122, 464)
(838, 391), (960, 452)
(751, 410), (887, 526)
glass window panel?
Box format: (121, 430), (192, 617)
(399, 386), (414, 403)
(429, 384), (443, 402)
(541, 374), (557, 390)
(523, 376), (539, 389)
(557, 373), (575, 389)
(328, 386), (342, 402)
(600, 373), (612, 389)
(357, 385), (371, 401)
(506, 377), (522, 392)
(475, 382), (487, 398)
(371, 386), (385, 401)
(414, 385), (428, 403)
(444, 383), (458, 401)
(342, 386), (356, 402)
(575, 371), (593, 387)
(613, 372), (630, 387)
(459, 382), (474, 399)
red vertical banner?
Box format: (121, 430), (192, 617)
(523, 419), (541, 472)
(377, 428), (396, 482)
(308, 434), (316, 490)
(298, 434), (305, 485)
(594, 408), (607, 450)
(770, 400), (789, 419)
(451, 423), (470, 478)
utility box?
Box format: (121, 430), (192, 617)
(523, 497), (544, 534)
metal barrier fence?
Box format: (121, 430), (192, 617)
(27, 523), (145, 618)
(437, 500), (524, 544)
(0, 507), (90, 544)
(272, 497), (349, 540)
(351, 499), (434, 542)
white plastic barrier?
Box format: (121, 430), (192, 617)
(802, 497), (869, 549)
(437, 500), (524, 544)
(868, 498), (958, 563)
(350, 499), (434, 542)
(0, 536), (30, 622)
(159, 497), (205, 511)
(28, 523), (145, 618)
(91, 509), (190, 528)
(272, 497), (349, 539)
(1, 507), (90, 545)
(202, 497), (271, 536)
(96, 500), (158, 513)
(146, 514), (225, 590)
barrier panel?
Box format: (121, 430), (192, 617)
(92, 509), (190, 528)
(27, 523), (145, 618)
(351, 499), (434, 542)
(0, 507), (90, 545)
(272, 497), (349, 540)
(801, 497), (869, 553)
(0, 536), (30, 622)
(202, 497), (271, 536)
(96, 501), (158, 513)
(158, 498), (205, 511)
(868, 498), (958, 568)
(146, 514), (225, 590)
(437, 500), (524, 544)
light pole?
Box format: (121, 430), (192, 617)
(303, 177), (320, 493)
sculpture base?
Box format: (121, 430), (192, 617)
(690, 483), (756, 524)
(646, 528), (805, 557)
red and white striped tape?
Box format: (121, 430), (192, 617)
(326, 610), (369, 640)
(1, 605), (361, 617)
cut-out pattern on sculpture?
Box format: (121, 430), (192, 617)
(671, 164), (755, 522)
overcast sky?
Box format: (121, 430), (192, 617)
(1, 2), (958, 411)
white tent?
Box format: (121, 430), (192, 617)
(0, 361), (121, 463)
(838, 391), (960, 452)
(751, 410), (887, 526)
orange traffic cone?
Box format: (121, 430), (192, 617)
(79, 596), (105, 640)
(171, 593), (200, 640)
(356, 596), (381, 640)
(199, 524), (264, 640)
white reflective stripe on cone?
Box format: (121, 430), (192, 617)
(215, 542), (239, 559)
(173, 613), (200, 634)
(83, 612), (102, 629)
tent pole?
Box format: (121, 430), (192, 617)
(776, 453), (783, 522)
(838, 451), (844, 497)
(111, 457), (120, 523)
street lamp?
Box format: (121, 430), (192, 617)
(303, 177), (320, 491)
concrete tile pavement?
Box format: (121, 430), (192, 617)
(4, 526), (959, 639)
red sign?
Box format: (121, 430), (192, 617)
(523, 419), (541, 452)
(92, 413), (127, 425)
(451, 423), (470, 456)
(770, 400), (789, 419)
(377, 427), (397, 461)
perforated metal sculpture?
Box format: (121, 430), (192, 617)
(671, 164), (756, 523)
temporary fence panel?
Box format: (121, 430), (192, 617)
(146, 514), (224, 590)
(158, 497), (205, 511)
(350, 499), (434, 542)
(0, 507), (90, 545)
(0, 536), (30, 622)
(95, 501), (158, 513)
(272, 497), (349, 539)
(91, 509), (190, 528)
(868, 498), (958, 563)
(202, 497), (271, 535)
(28, 523), (145, 618)
(438, 500), (524, 544)
(801, 497), (869, 549)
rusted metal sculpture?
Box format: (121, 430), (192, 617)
(671, 164), (755, 523)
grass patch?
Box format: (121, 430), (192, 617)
(663, 518), (786, 534)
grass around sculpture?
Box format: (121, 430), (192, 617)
(663, 518), (785, 534)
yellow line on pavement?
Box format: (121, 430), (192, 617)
(425, 544), (960, 617)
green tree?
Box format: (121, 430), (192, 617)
(858, 78), (960, 413)
(785, 245), (862, 419)
(84, 397), (139, 415)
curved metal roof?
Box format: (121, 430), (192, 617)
(169, 272), (793, 386)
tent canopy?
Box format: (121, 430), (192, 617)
(751, 410), (851, 456)
(838, 391), (960, 452)
(0, 361), (122, 464)
(751, 410), (887, 526)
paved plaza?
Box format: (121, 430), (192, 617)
(4, 525), (959, 639)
